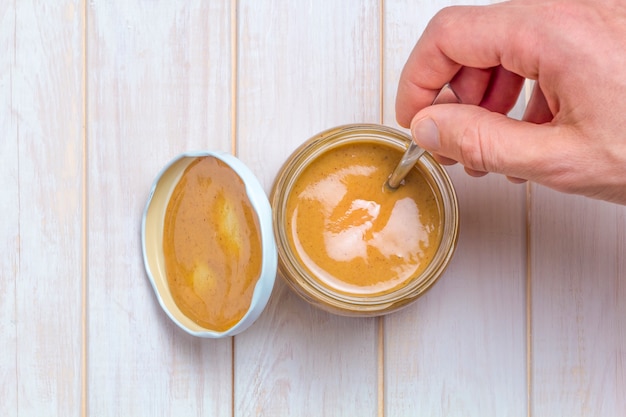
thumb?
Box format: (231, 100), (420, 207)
(410, 103), (567, 182)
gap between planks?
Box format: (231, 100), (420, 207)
(377, 1), (386, 416)
(525, 183), (533, 417)
(231, 1), (239, 416)
(524, 80), (534, 417)
(81, 0), (89, 415)
(230, 0), (238, 157)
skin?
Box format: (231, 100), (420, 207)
(395, 0), (626, 205)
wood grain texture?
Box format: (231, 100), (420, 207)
(529, 187), (626, 417)
(87, 1), (233, 415)
(234, 1), (381, 415)
(4, 1), (626, 415)
(0, 2), (18, 416)
(5, 1), (85, 415)
(383, 1), (528, 415)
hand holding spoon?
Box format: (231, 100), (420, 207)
(386, 84), (460, 190)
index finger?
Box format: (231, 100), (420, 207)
(395, 2), (539, 127)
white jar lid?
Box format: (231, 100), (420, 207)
(142, 151), (277, 338)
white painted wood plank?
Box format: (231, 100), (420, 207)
(235, 1), (381, 415)
(0, 2), (18, 416)
(383, 1), (528, 415)
(87, 1), (233, 415)
(9, 1), (84, 415)
(530, 188), (626, 416)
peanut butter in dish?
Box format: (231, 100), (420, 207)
(285, 142), (442, 296)
(163, 156), (263, 332)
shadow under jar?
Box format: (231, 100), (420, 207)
(271, 124), (459, 316)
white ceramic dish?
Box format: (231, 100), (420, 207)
(141, 151), (277, 338)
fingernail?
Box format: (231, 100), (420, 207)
(411, 117), (440, 151)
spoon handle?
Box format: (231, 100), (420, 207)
(386, 84), (460, 190)
(386, 141), (426, 189)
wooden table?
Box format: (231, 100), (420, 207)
(2, 1), (625, 415)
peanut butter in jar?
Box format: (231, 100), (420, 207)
(271, 124), (459, 316)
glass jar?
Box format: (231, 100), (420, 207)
(271, 124), (459, 316)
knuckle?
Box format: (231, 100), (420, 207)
(430, 6), (463, 34)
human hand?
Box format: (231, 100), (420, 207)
(395, 0), (626, 204)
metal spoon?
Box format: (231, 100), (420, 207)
(386, 83), (460, 190)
